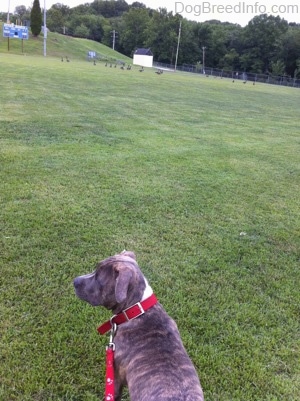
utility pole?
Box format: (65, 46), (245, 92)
(43, 0), (47, 56)
(111, 30), (118, 50)
(202, 46), (206, 74)
(7, 0), (10, 51)
(175, 20), (182, 72)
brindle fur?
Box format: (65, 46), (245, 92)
(74, 251), (204, 401)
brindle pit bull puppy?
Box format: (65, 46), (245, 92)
(73, 251), (204, 401)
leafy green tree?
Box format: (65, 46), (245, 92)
(46, 4), (70, 34)
(194, 21), (243, 71)
(177, 19), (199, 65)
(14, 5), (27, 24)
(131, 2), (147, 9)
(70, 4), (93, 16)
(239, 49), (264, 72)
(144, 8), (179, 64)
(192, 22), (216, 67)
(208, 23), (240, 68)
(119, 8), (150, 55)
(222, 48), (240, 70)
(277, 26), (300, 76)
(100, 18), (116, 48)
(240, 14), (288, 72)
(73, 23), (90, 38)
(270, 60), (286, 75)
(295, 59), (300, 78)
(67, 13), (104, 41)
(193, 21), (212, 50)
(90, 0), (129, 18)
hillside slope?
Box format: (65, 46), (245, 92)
(0, 22), (131, 62)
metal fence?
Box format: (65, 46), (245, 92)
(153, 62), (300, 88)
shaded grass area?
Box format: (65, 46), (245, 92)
(0, 54), (299, 401)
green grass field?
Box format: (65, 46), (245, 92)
(0, 46), (299, 401)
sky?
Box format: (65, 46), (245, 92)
(3, 0), (300, 26)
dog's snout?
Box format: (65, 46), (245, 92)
(73, 277), (82, 289)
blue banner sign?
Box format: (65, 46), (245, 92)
(3, 24), (29, 40)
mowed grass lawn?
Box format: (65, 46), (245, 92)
(0, 53), (299, 401)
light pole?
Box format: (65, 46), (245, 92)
(175, 20), (182, 72)
(202, 46), (206, 74)
(112, 30), (115, 50)
(43, 0), (47, 56)
(7, 0), (11, 51)
(7, 0), (10, 22)
(111, 30), (118, 50)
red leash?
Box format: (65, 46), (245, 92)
(100, 295), (158, 400)
(104, 323), (117, 401)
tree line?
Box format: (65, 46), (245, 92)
(2, 0), (300, 77)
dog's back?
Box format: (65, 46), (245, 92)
(114, 304), (204, 401)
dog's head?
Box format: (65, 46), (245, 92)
(73, 251), (148, 313)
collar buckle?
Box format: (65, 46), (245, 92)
(97, 294), (157, 335)
(123, 301), (145, 321)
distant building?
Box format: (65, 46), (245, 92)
(133, 48), (153, 68)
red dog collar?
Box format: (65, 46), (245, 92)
(97, 293), (158, 335)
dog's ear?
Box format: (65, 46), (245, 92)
(115, 265), (133, 303)
(120, 250), (136, 260)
